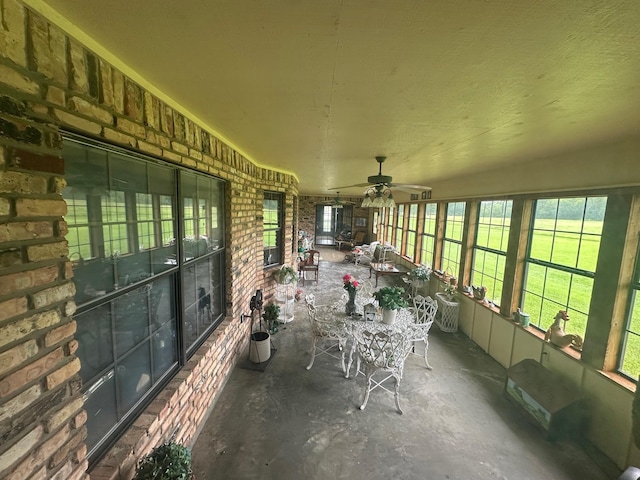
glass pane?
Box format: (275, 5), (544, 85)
(557, 198), (586, 233)
(113, 285), (152, 357)
(620, 332), (640, 377)
(577, 233), (602, 272)
(83, 371), (117, 454)
(117, 341), (151, 412)
(76, 306), (114, 383)
(529, 231), (552, 262)
(551, 232), (579, 268)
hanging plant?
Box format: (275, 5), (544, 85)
(276, 264), (298, 284)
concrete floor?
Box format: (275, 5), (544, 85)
(191, 249), (620, 480)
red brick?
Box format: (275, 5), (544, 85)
(0, 296), (28, 322)
(44, 320), (76, 347)
(45, 357), (80, 390)
(0, 347), (63, 398)
(15, 198), (67, 217)
(0, 221), (53, 242)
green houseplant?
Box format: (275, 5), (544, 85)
(409, 265), (431, 282)
(374, 286), (409, 324)
(263, 303), (281, 333)
(133, 441), (193, 480)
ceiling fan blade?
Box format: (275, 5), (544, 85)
(390, 183), (433, 191)
(328, 182), (373, 190)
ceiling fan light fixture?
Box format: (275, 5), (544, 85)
(362, 185), (395, 208)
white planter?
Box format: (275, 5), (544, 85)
(249, 331), (271, 363)
(382, 308), (397, 325)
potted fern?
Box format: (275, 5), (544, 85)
(373, 286), (409, 324)
(276, 264), (298, 284)
(133, 441), (193, 480)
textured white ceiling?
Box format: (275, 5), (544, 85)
(36, 0), (640, 195)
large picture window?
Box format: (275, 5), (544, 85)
(442, 202), (465, 277)
(264, 192), (283, 266)
(522, 196), (606, 338)
(63, 135), (226, 464)
(472, 200), (512, 306)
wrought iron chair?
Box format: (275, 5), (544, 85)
(304, 294), (348, 372)
(298, 249), (320, 286)
(410, 295), (438, 369)
(353, 328), (413, 414)
(354, 241), (379, 266)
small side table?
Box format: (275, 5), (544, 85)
(435, 292), (459, 332)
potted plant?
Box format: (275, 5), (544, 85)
(276, 264), (298, 284)
(409, 265), (431, 282)
(409, 264), (431, 291)
(443, 281), (457, 300)
(373, 286), (409, 324)
(263, 303), (281, 334)
(133, 441), (193, 480)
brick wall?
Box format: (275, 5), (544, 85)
(0, 2), (297, 479)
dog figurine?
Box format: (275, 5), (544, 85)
(544, 310), (583, 349)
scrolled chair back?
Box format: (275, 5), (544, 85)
(354, 329), (413, 370)
(413, 295), (438, 326)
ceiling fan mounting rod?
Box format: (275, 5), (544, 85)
(368, 156), (392, 185)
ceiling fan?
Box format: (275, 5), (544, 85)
(329, 156), (431, 193)
(328, 192), (355, 209)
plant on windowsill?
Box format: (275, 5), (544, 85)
(374, 286), (409, 324)
(442, 281), (457, 301)
(133, 441), (194, 480)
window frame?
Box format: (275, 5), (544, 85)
(441, 202), (466, 278)
(63, 134), (227, 465)
(521, 196), (607, 338)
(471, 200), (513, 306)
(263, 191), (284, 267)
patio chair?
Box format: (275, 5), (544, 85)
(298, 249), (320, 286)
(353, 328), (413, 414)
(354, 241), (379, 266)
(410, 295), (438, 369)
(304, 295), (348, 372)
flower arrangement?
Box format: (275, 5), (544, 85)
(343, 274), (360, 293)
(409, 264), (432, 281)
(294, 288), (303, 301)
(443, 281), (457, 298)
(276, 264), (298, 284)
(373, 286), (409, 310)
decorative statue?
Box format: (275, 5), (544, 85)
(544, 310), (583, 350)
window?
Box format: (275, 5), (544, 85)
(442, 202), (466, 277)
(63, 135), (226, 464)
(522, 196), (606, 338)
(395, 205), (405, 251)
(621, 253), (640, 377)
(385, 207), (394, 244)
(471, 200), (512, 306)
(406, 204), (418, 261)
(420, 203), (437, 267)
(264, 192), (283, 266)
